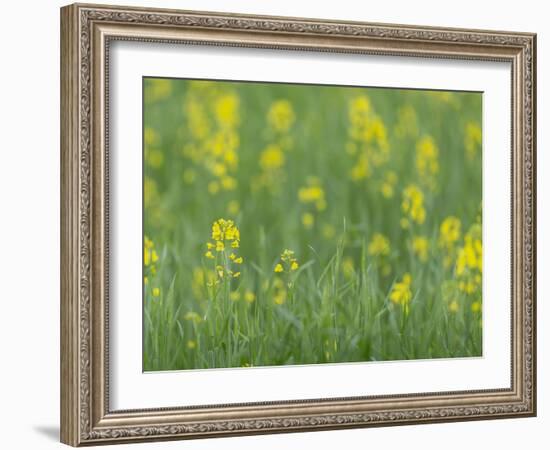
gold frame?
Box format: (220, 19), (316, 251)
(60, 2), (537, 446)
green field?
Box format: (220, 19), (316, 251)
(143, 77), (483, 371)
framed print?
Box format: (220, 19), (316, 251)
(60, 3), (537, 446)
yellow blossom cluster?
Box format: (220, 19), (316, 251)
(144, 78), (172, 104)
(254, 99), (296, 192)
(267, 99), (295, 133)
(411, 236), (429, 262)
(390, 273), (413, 315)
(297, 177), (326, 230)
(416, 135), (440, 192)
(229, 289), (256, 304)
(455, 223), (482, 294)
(368, 233), (390, 256)
(464, 121), (482, 161)
(204, 219), (242, 280)
(439, 216), (462, 268)
(143, 175), (162, 224)
(269, 249), (301, 306)
(394, 104), (419, 139)
(144, 236), (161, 298)
(379, 171), (398, 199)
(368, 233), (391, 276)
(400, 184), (426, 229)
(274, 249), (299, 274)
(347, 96), (390, 181)
(181, 85), (240, 196)
(272, 277), (287, 305)
(144, 127), (164, 169)
(440, 215), (482, 313)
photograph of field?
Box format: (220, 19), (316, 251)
(143, 77), (483, 372)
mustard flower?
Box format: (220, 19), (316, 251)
(401, 184), (426, 228)
(390, 273), (412, 315)
(411, 236), (429, 262)
(274, 249), (299, 274)
(368, 233), (391, 257)
(267, 99), (295, 133)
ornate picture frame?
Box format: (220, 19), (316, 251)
(60, 2), (536, 446)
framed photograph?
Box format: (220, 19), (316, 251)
(60, 3), (537, 446)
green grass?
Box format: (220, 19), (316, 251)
(142, 78), (483, 371)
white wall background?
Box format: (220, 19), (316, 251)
(0, 0), (546, 449)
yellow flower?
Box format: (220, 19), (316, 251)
(210, 218), (240, 243)
(274, 249), (300, 274)
(347, 96), (390, 178)
(221, 176), (237, 191)
(186, 340), (197, 350)
(302, 212), (314, 229)
(144, 236), (158, 266)
(350, 155), (370, 180)
(298, 185), (324, 203)
(152, 287), (160, 297)
(394, 104), (419, 139)
(390, 273), (412, 314)
(454, 224), (482, 295)
(244, 290), (256, 303)
(401, 184), (426, 227)
(144, 127), (159, 146)
(416, 135), (439, 191)
(368, 233), (390, 256)
(456, 232), (482, 275)
(298, 177), (326, 211)
(465, 121), (482, 161)
(229, 291), (241, 302)
(211, 162), (227, 177)
(215, 93), (240, 128)
(380, 171), (398, 198)
(342, 257), (355, 279)
(144, 247), (151, 266)
(439, 216), (461, 249)
(259, 144), (285, 171)
(204, 219), (243, 282)
(145, 79), (172, 103)
(143, 276), (148, 285)
(267, 99), (295, 133)
(348, 96), (371, 127)
(448, 300), (460, 313)
(273, 290), (286, 305)
(208, 181), (220, 195)
(471, 301), (482, 313)
(184, 311), (202, 324)
(412, 236), (429, 262)
(281, 249), (295, 261)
